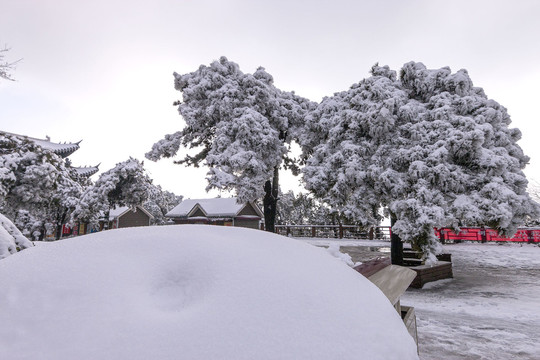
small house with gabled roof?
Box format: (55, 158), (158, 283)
(166, 198), (263, 229)
(108, 206), (154, 229)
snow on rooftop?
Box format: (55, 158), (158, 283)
(30, 138), (79, 154)
(72, 165), (99, 177)
(0, 225), (418, 360)
(1, 131), (80, 154)
(166, 197), (251, 218)
(108, 206), (131, 219)
(108, 206), (153, 220)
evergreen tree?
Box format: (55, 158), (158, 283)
(143, 185), (183, 225)
(303, 63), (538, 262)
(0, 133), (83, 240)
(73, 158), (153, 226)
(277, 191), (327, 225)
(146, 57), (315, 232)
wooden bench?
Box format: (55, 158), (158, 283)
(354, 258), (419, 349)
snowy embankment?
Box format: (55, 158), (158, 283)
(0, 225), (418, 360)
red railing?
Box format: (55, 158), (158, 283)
(275, 224), (540, 243)
(436, 227), (540, 243)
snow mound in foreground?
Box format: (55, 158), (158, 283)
(0, 225), (418, 360)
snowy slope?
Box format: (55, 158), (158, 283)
(0, 225), (418, 360)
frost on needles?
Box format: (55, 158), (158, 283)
(146, 56), (315, 203)
(302, 62), (538, 260)
(147, 57), (538, 261)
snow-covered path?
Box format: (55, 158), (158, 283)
(298, 238), (540, 359)
(401, 243), (540, 360)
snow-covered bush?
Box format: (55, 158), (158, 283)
(0, 212), (33, 259)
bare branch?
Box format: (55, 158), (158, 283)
(0, 46), (22, 81)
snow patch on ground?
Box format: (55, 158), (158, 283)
(303, 237), (391, 248)
(325, 242), (360, 266)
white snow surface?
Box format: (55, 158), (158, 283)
(0, 225), (418, 360)
(325, 242), (360, 267)
(400, 243), (540, 360)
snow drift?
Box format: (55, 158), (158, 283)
(0, 225), (418, 360)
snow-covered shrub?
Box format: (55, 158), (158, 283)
(0, 212), (33, 259)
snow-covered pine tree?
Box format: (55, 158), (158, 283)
(0, 133), (83, 240)
(277, 190), (328, 225)
(525, 180), (540, 226)
(143, 184), (183, 225)
(146, 57), (315, 232)
(303, 63), (538, 262)
(72, 158), (153, 226)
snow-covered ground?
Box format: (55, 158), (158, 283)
(402, 243), (540, 360)
(0, 225), (418, 360)
(298, 238), (540, 360)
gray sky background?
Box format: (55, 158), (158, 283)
(1, 0), (540, 198)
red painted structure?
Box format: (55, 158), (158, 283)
(275, 224), (540, 243)
(435, 227), (540, 243)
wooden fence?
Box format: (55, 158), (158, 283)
(274, 225), (391, 240)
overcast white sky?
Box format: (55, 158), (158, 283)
(1, 0), (540, 199)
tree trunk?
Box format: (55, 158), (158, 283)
(103, 207), (111, 230)
(390, 212), (404, 265)
(263, 167), (279, 233)
(55, 208), (68, 240)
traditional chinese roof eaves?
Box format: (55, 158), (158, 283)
(1, 131), (80, 158)
(73, 164), (100, 177)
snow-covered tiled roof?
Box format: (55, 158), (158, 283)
(108, 206), (154, 220)
(73, 165), (100, 177)
(166, 198), (261, 218)
(1, 131), (80, 158)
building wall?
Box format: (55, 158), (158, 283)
(191, 207), (206, 217)
(234, 218), (260, 230)
(117, 209), (150, 228)
(238, 203), (260, 217)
